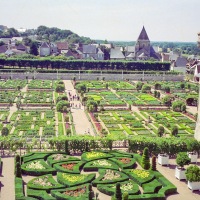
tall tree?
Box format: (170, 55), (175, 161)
(30, 41), (38, 56)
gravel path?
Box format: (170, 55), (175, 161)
(63, 80), (95, 136)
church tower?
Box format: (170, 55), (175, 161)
(135, 26), (151, 59)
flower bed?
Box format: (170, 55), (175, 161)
(47, 154), (80, 167)
(97, 180), (140, 196)
(83, 159), (119, 171)
(81, 151), (113, 162)
(124, 169), (154, 186)
(27, 174), (64, 192)
(51, 184), (91, 200)
(57, 172), (96, 187)
(109, 157), (136, 169)
(53, 161), (85, 174)
(92, 169), (129, 187)
(21, 159), (56, 176)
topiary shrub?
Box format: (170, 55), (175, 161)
(176, 152), (190, 169)
(115, 183), (122, 200)
(136, 82), (143, 91)
(172, 100), (186, 112)
(171, 125), (178, 136)
(1, 127), (9, 136)
(55, 84), (65, 93)
(157, 125), (164, 137)
(56, 95), (68, 103)
(141, 84), (151, 93)
(151, 156), (157, 171)
(162, 95), (171, 106)
(186, 165), (200, 182)
(155, 82), (161, 90)
(16, 162), (22, 178)
(141, 147), (150, 170)
(56, 100), (70, 112)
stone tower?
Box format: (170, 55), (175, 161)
(135, 26), (151, 58)
(194, 32), (200, 141)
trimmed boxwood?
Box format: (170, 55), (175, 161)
(47, 154), (80, 167)
(128, 193), (165, 200)
(53, 161), (85, 174)
(51, 184), (91, 200)
(15, 177), (24, 199)
(22, 153), (51, 163)
(142, 179), (162, 194)
(108, 157), (136, 169)
(97, 180), (140, 196)
(27, 189), (56, 200)
(81, 151), (113, 162)
(83, 159), (119, 172)
(27, 174), (65, 192)
(21, 159), (56, 176)
(123, 169), (154, 186)
(108, 150), (133, 158)
(57, 172), (96, 187)
(92, 169), (129, 187)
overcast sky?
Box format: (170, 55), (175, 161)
(0, 0), (199, 42)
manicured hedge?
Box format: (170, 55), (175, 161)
(57, 172), (96, 187)
(22, 153), (51, 163)
(51, 184), (91, 200)
(108, 157), (136, 169)
(83, 159), (119, 172)
(27, 189), (56, 200)
(142, 179), (162, 194)
(27, 174), (65, 192)
(0, 58), (170, 71)
(97, 180), (140, 196)
(128, 193), (165, 200)
(92, 169), (129, 187)
(21, 159), (56, 176)
(53, 161), (85, 174)
(15, 177), (24, 199)
(47, 154), (80, 167)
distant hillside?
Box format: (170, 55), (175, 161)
(0, 25), (94, 44)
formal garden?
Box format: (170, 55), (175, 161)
(0, 78), (200, 200)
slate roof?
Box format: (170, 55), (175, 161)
(82, 44), (96, 54)
(126, 52), (135, 58)
(0, 45), (7, 53)
(97, 48), (104, 54)
(137, 26), (149, 41)
(110, 48), (125, 59)
(56, 42), (68, 50)
(40, 42), (50, 48)
(64, 50), (75, 57)
(175, 57), (187, 67)
(16, 44), (26, 51)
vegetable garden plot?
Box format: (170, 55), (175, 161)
(22, 91), (53, 104)
(0, 79), (27, 89)
(9, 110), (56, 137)
(140, 110), (195, 136)
(28, 80), (54, 89)
(116, 91), (161, 105)
(0, 91), (19, 103)
(98, 111), (154, 136)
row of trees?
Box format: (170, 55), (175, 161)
(0, 58), (170, 71)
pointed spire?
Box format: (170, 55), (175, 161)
(137, 26), (149, 41)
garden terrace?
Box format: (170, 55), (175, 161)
(0, 79), (27, 90)
(21, 91), (53, 105)
(16, 150), (177, 200)
(140, 110), (196, 137)
(98, 110), (154, 136)
(116, 91), (161, 106)
(9, 110), (56, 137)
(0, 91), (20, 105)
(107, 81), (136, 90)
(28, 80), (54, 90)
(85, 90), (126, 106)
